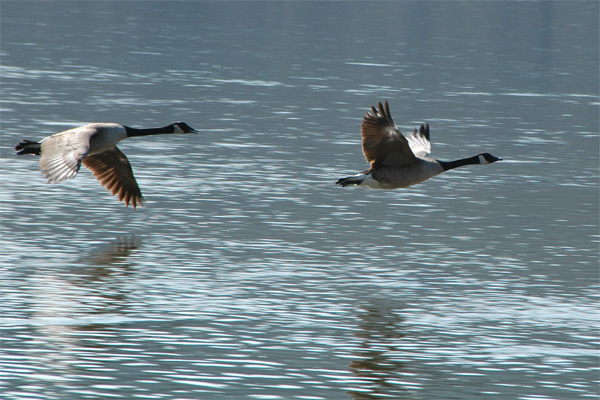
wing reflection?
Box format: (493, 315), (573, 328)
(84, 235), (142, 268)
(348, 302), (416, 399)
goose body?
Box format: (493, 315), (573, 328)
(15, 121), (198, 208)
(336, 101), (501, 189)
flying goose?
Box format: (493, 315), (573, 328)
(15, 121), (198, 208)
(336, 100), (501, 189)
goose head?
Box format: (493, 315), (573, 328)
(172, 122), (199, 134)
(478, 153), (503, 164)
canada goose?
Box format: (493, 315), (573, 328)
(15, 121), (198, 208)
(336, 101), (501, 189)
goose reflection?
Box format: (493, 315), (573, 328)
(24, 236), (142, 397)
(348, 302), (414, 399)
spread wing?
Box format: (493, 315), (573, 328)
(39, 126), (97, 183)
(405, 123), (431, 157)
(82, 147), (144, 209)
(361, 100), (417, 168)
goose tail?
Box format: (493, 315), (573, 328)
(15, 140), (41, 156)
(336, 175), (365, 187)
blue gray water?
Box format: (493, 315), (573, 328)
(1, 2), (598, 400)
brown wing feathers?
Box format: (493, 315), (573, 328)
(82, 147), (144, 209)
(361, 100), (416, 168)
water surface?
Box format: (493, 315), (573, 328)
(1, 2), (598, 399)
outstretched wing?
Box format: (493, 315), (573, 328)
(82, 147), (144, 209)
(405, 123), (431, 157)
(39, 126), (97, 183)
(360, 100), (416, 168)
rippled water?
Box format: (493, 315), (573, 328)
(1, 2), (598, 400)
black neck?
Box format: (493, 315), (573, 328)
(124, 125), (175, 137)
(438, 155), (480, 171)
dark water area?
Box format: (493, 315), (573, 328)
(1, 2), (598, 399)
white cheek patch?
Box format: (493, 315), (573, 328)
(478, 154), (488, 164)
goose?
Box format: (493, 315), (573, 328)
(15, 121), (198, 208)
(336, 100), (501, 189)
